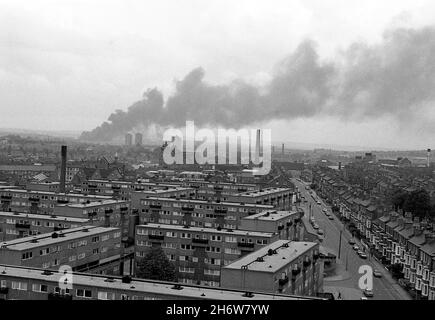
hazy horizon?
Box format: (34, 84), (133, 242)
(2, 0), (435, 149)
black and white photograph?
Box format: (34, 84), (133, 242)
(0, 0), (434, 310)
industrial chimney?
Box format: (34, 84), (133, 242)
(255, 129), (261, 163)
(427, 149), (431, 168)
(282, 143), (284, 155)
(339, 161), (342, 170)
(60, 145), (67, 193)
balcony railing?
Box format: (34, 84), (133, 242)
(214, 208), (228, 215)
(57, 199), (69, 204)
(148, 234), (164, 241)
(28, 197), (40, 202)
(48, 293), (73, 300)
(237, 242), (255, 248)
(192, 238), (209, 245)
(181, 206), (194, 212)
(1, 195), (12, 200)
(105, 209), (114, 214)
(15, 223), (31, 229)
(149, 204), (162, 209)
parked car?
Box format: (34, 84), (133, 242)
(373, 269), (382, 278)
(322, 208), (327, 213)
(353, 245), (359, 251)
(317, 201), (321, 205)
(310, 217), (315, 224)
(313, 224), (319, 230)
(359, 252), (368, 259)
(348, 239), (356, 245)
(317, 229), (324, 235)
(328, 216), (334, 220)
(363, 289), (374, 297)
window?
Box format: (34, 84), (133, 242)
(22, 252), (33, 260)
(101, 234), (110, 241)
(1, 280), (7, 288)
(78, 253), (86, 260)
(12, 281), (28, 291)
(76, 289), (92, 298)
(93, 248), (100, 255)
(91, 236), (100, 243)
(114, 231), (121, 238)
(98, 291), (116, 300)
(32, 284), (48, 292)
(225, 236), (237, 243)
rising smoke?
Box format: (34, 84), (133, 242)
(80, 26), (435, 142)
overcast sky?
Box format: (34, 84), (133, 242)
(1, 0), (435, 149)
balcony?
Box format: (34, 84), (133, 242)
(120, 207), (129, 212)
(28, 197), (40, 202)
(149, 204), (162, 209)
(278, 277), (289, 286)
(237, 188), (248, 192)
(15, 222), (31, 229)
(1, 195), (12, 200)
(88, 184), (97, 188)
(303, 259), (312, 268)
(57, 199), (69, 204)
(148, 234), (164, 241)
(111, 186), (121, 190)
(181, 206), (194, 212)
(0, 287), (9, 294)
(214, 208), (227, 215)
(105, 209), (113, 214)
(87, 211), (98, 217)
(48, 293), (73, 301)
(54, 226), (68, 231)
(237, 242), (255, 249)
(192, 238), (209, 245)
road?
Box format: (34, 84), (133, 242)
(292, 177), (411, 300)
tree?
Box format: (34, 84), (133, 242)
(135, 247), (177, 282)
(391, 188), (408, 211)
(403, 189), (430, 219)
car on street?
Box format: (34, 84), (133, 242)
(360, 297), (368, 300)
(313, 224), (319, 230)
(317, 201), (321, 205)
(317, 229), (324, 235)
(363, 289), (374, 297)
(359, 252), (368, 259)
(328, 215), (334, 220)
(353, 245), (359, 251)
(322, 208), (327, 213)
(310, 217), (315, 223)
(348, 239), (356, 245)
(373, 269), (382, 278)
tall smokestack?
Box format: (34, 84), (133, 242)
(255, 129), (261, 162)
(60, 145), (67, 193)
(339, 161), (342, 170)
(427, 149), (431, 167)
(282, 143), (284, 155)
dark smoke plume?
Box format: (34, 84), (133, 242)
(80, 26), (435, 142)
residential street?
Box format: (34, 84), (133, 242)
(292, 178), (411, 300)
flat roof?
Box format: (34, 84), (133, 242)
(223, 240), (317, 273)
(56, 199), (127, 208)
(136, 187), (193, 194)
(0, 189), (111, 199)
(137, 223), (275, 237)
(233, 187), (291, 197)
(143, 197), (274, 208)
(0, 226), (119, 251)
(0, 211), (89, 223)
(0, 264), (318, 300)
(242, 210), (299, 221)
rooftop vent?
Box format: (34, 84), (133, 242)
(256, 257), (264, 262)
(51, 232), (58, 239)
(243, 292), (254, 298)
